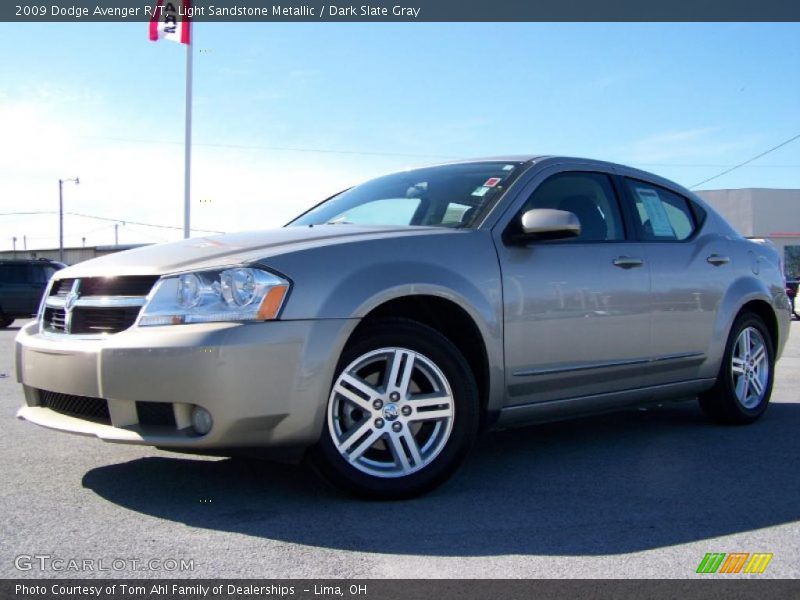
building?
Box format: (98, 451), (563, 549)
(0, 244), (148, 266)
(696, 188), (800, 276)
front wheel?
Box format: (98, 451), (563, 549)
(699, 312), (774, 425)
(311, 319), (479, 499)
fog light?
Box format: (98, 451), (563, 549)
(191, 406), (213, 435)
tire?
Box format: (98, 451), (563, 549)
(699, 312), (775, 425)
(0, 311), (13, 328)
(311, 318), (479, 499)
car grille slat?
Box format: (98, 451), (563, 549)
(51, 279), (75, 297)
(80, 276), (159, 297)
(39, 390), (111, 425)
(44, 307), (67, 332)
(50, 276), (158, 298)
(72, 307), (142, 333)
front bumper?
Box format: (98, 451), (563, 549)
(15, 318), (357, 451)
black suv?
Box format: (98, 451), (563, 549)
(0, 259), (66, 328)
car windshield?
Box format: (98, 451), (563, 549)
(288, 162), (521, 228)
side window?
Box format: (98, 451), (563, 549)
(625, 179), (696, 241)
(519, 172), (625, 242)
(0, 264), (28, 284)
(28, 265), (49, 284)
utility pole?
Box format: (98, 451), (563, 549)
(58, 177), (80, 263)
(12, 237), (16, 258)
(82, 237), (86, 248)
(114, 223), (119, 246)
(23, 235), (26, 250)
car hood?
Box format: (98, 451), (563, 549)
(55, 225), (458, 278)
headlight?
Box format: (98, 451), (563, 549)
(138, 267), (289, 326)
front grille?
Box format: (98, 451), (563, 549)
(43, 275), (157, 335)
(39, 390), (111, 425)
(136, 401), (177, 428)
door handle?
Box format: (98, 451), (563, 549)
(613, 256), (644, 269)
(706, 254), (730, 266)
(612, 256), (644, 269)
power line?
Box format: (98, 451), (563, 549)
(66, 212), (225, 234)
(0, 210), (224, 234)
(81, 135), (458, 160)
(689, 132), (800, 189)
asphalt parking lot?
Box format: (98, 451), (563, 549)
(1, 319), (798, 579)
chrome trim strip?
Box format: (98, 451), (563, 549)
(649, 351), (705, 363)
(45, 296), (148, 309)
(39, 331), (113, 341)
(512, 352), (705, 377)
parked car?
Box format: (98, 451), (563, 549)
(0, 259), (65, 328)
(786, 277), (798, 318)
(14, 156), (791, 498)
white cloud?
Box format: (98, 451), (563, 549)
(0, 89), (396, 251)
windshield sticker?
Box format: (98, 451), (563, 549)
(502, 164), (514, 171)
(483, 177), (502, 188)
(472, 186), (490, 197)
(635, 187), (674, 237)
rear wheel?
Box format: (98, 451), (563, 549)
(699, 312), (774, 424)
(311, 319), (479, 499)
(0, 311), (13, 328)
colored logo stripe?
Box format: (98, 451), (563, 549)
(696, 552), (773, 574)
(719, 553), (749, 573)
(697, 553), (726, 573)
(744, 553), (773, 574)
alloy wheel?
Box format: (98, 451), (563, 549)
(327, 347), (455, 478)
(730, 326), (770, 409)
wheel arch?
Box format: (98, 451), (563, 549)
(713, 275), (787, 369)
(735, 299), (780, 357)
(346, 293), (500, 429)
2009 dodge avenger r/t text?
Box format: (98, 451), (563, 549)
(14, 156), (791, 498)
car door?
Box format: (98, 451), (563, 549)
(495, 168), (652, 407)
(620, 177), (730, 384)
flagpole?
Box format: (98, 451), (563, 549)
(183, 30), (193, 239)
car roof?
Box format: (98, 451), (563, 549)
(0, 259), (62, 264)
(428, 155), (700, 197)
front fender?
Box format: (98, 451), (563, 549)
(264, 231), (506, 414)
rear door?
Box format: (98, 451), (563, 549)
(495, 168), (652, 406)
(620, 177), (730, 384)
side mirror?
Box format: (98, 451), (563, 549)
(515, 208), (581, 242)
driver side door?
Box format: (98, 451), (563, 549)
(495, 169), (652, 407)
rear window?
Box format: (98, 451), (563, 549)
(625, 179), (697, 241)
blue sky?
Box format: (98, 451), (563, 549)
(1, 22), (799, 250)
